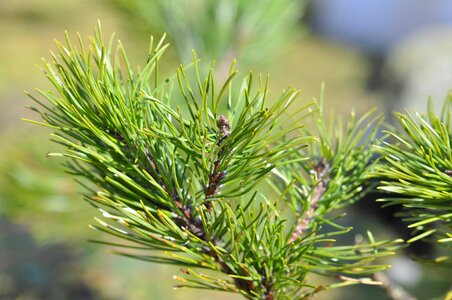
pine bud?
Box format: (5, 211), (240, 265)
(217, 115), (230, 145)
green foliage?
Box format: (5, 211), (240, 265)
(26, 26), (401, 299)
(268, 90), (395, 298)
(373, 96), (452, 255)
(107, 0), (305, 67)
(272, 90), (384, 216)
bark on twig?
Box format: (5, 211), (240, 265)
(289, 159), (330, 242)
(204, 115), (230, 210)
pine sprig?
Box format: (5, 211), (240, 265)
(26, 26), (401, 299)
(373, 96), (452, 249)
(271, 86), (384, 235)
(266, 88), (401, 298)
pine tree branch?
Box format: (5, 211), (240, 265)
(373, 96), (452, 249)
(26, 26), (404, 299)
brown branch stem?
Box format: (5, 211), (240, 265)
(174, 115), (257, 296)
(108, 120), (257, 296)
(289, 160), (330, 243)
(204, 115), (230, 210)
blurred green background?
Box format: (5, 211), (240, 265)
(1, 0), (451, 299)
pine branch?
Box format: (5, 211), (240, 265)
(373, 96), (452, 256)
(272, 87), (385, 238)
(26, 26), (402, 299)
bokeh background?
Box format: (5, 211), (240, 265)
(1, 0), (451, 299)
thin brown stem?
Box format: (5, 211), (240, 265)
(204, 115), (230, 210)
(204, 160), (226, 210)
(289, 159), (330, 243)
(174, 115), (257, 296)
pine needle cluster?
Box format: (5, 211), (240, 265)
(373, 97), (452, 261)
